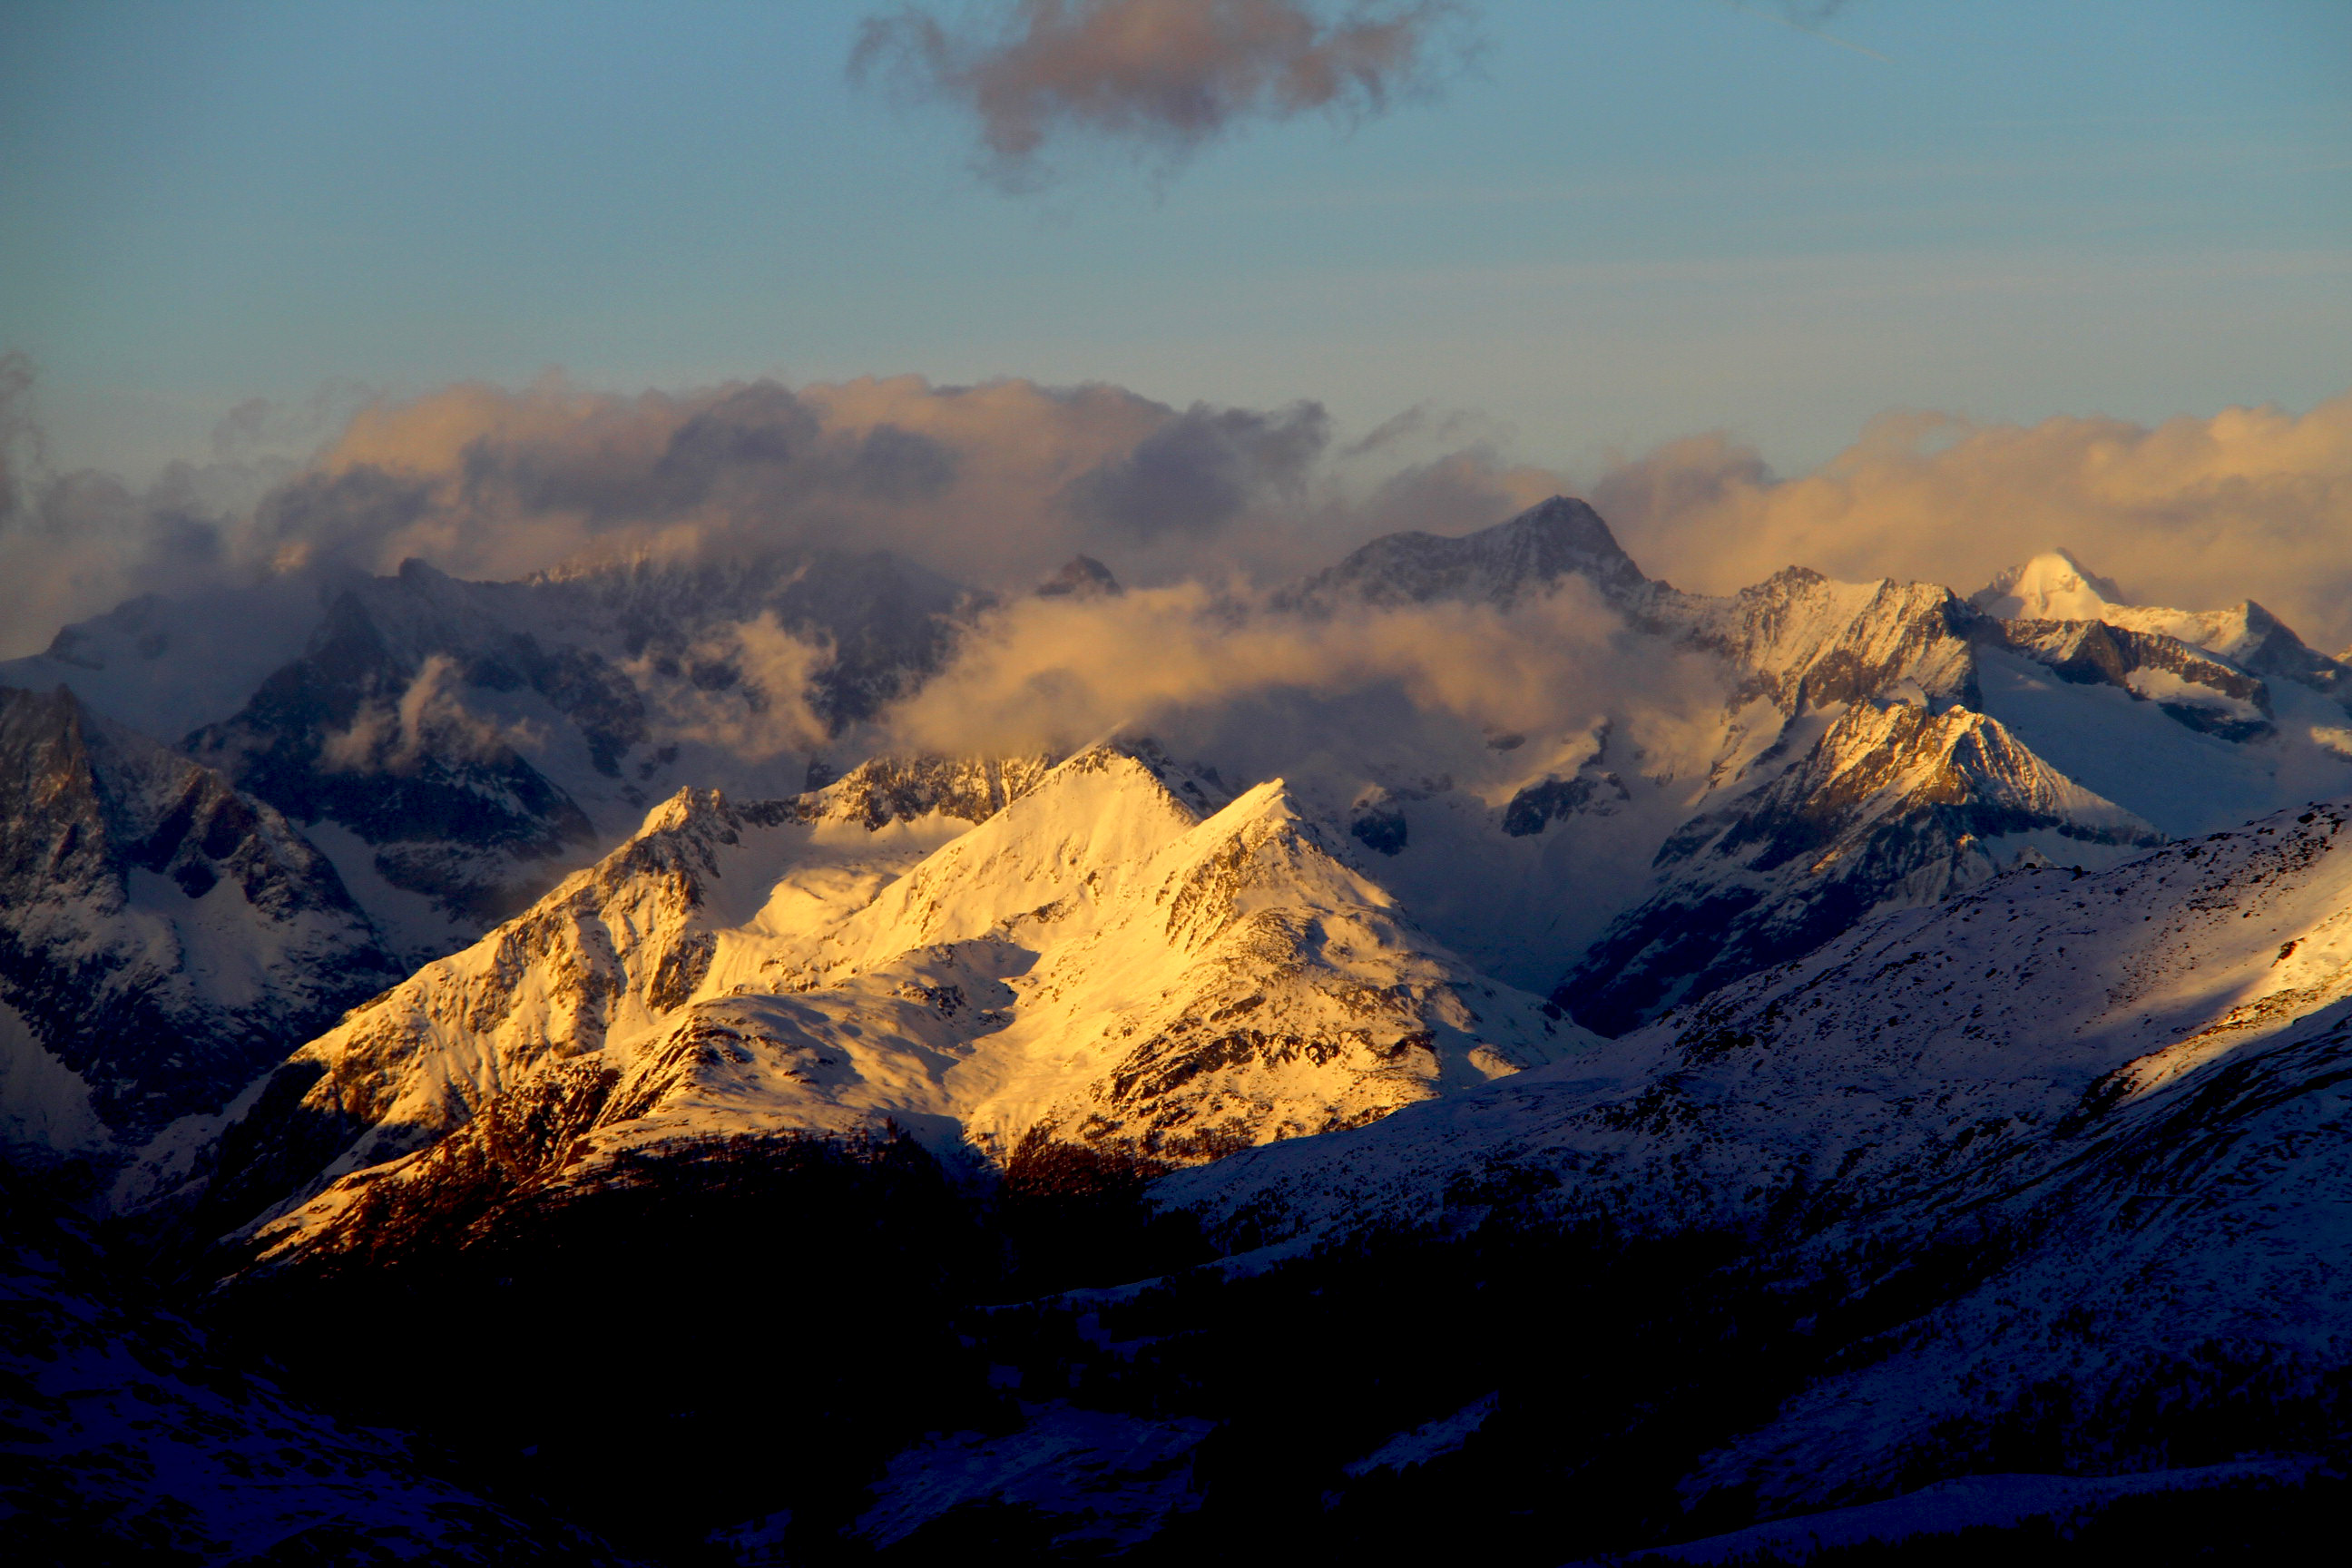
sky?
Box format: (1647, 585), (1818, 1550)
(4, 0), (2348, 486)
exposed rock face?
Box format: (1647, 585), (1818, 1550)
(184, 579), (600, 927)
(1262, 510), (2347, 1034)
(534, 545), (974, 727)
(1977, 617), (2276, 740)
(0, 686), (400, 1161)
(195, 751), (1044, 1236)
(808, 752), (1055, 830)
(1974, 549), (2351, 703)
(1655, 567), (1982, 714)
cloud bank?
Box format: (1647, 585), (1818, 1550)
(850, 0), (1478, 188)
(1595, 392), (2352, 655)
(5, 358), (2349, 673)
(860, 572), (1731, 838)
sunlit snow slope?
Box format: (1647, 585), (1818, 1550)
(227, 741), (1583, 1265)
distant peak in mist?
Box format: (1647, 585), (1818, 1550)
(1286, 494), (1651, 612)
(1037, 554), (1124, 599)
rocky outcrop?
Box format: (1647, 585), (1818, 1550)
(0, 686), (399, 1163)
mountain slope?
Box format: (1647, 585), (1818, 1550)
(126, 546), (984, 953)
(1974, 548), (2351, 702)
(1557, 695), (2164, 1033)
(0, 1173), (615, 1564)
(0, 686), (400, 1190)
(1282, 495), (1654, 610)
(226, 741), (1582, 1269)
(1158, 796), (2352, 1521)
(191, 752), (1047, 1236)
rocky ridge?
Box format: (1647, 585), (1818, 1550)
(228, 741), (1582, 1269)
(0, 685), (399, 1186)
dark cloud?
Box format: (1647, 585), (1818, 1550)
(19, 355), (2344, 676)
(850, 0), (1480, 189)
(1065, 399), (1328, 537)
(0, 350), (42, 530)
(0, 372), (1386, 657)
(252, 466), (439, 576)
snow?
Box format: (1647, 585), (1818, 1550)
(299, 818), (480, 968)
(1970, 548), (2128, 622)
(1162, 797), (2352, 1516)
(126, 867), (271, 1012)
(851, 1402), (1212, 1552)
(1592, 1458), (2321, 1565)
(243, 745), (1592, 1259)
(1975, 646), (2322, 836)
(1342, 1391), (1501, 1477)
(0, 576), (329, 737)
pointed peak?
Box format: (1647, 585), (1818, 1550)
(1970, 549), (2127, 621)
(1493, 494), (1608, 534)
(1288, 495), (1649, 611)
(1048, 735), (1230, 817)
(635, 785), (729, 837)
(1035, 555), (1123, 601)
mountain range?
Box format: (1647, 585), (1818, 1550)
(5, 496), (2351, 1562)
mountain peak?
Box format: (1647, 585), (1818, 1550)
(1284, 495), (1651, 611)
(1036, 555), (1123, 600)
(1970, 548), (2127, 621)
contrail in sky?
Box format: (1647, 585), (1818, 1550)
(1722, 1), (1894, 64)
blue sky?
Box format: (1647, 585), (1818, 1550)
(4, 0), (2347, 482)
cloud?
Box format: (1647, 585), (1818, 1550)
(621, 612), (836, 766)
(1593, 392), (2352, 654)
(872, 573), (1728, 799)
(273, 374), (1361, 589)
(0, 360), (314, 661)
(11, 350), (2350, 691)
(0, 366), (1457, 659)
(1066, 400), (1328, 537)
(319, 653), (546, 776)
(849, 0), (1479, 189)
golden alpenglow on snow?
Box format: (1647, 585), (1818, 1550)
(6, 3), (2351, 1560)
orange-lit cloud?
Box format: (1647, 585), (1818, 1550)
(1597, 393), (2352, 653)
(850, 0), (1478, 188)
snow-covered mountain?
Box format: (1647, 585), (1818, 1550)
(220, 740), (1581, 1269)
(1283, 493), (1653, 611)
(12, 495), (2349, 1560)
(1287, 507), (2352, 1034)
(6, 547), (978, 965)
(1557, 693), (2164, 1034)
(10, 499), (2350, 1240)
(0, 685), (400, 1197)
(1973, 548), (2350, 701)
(1157, 795), (2352, 1523)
